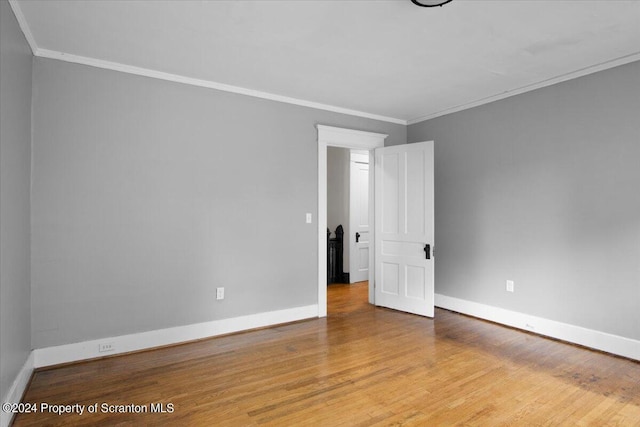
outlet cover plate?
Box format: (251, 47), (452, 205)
(99, 342), (115, 353)
(506, 280), (515, 293)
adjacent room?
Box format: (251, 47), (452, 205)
(1, 0), (639, 425)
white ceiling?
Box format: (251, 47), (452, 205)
(11, 0), (640, 124)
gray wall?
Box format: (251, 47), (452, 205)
(408, 61), (640, 340)
(31, 57), (405, 348)
(0, 0), (32, 401)
(327, 146), (350, 272)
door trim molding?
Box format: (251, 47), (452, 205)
(317, 125), (387, 317)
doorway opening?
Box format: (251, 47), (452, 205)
(317, 125), (387, 317)
(326, 147), (370, 287)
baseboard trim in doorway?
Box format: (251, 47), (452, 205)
(435, 294), (640, 361)
(32, 304), (318, 368)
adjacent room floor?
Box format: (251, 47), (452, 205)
(13, 282), (640, 426)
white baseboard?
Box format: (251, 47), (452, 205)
(33, 304), (318, 368)
(435, 294), (640, 361)
(1, 352), (34, 427)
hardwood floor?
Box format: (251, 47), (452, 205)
(13, 282), (640, 426)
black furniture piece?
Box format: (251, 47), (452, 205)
(327, 225), (346, 284)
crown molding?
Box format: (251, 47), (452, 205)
(10, 0), (639, 129)
(8, 0), (406, 125)
(8, 0), (37, 54)
(36, 49), (407, 125)
(408, 51), (640, 125)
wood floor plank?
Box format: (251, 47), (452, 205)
(11, 282), (640, 426)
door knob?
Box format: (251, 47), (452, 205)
(356, 232), (361, 243)
(424, 244), (431, 260)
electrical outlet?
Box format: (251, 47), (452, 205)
(506, 280), (515, 293)
(216, 287), (225, 300)
(306, 213), (312, 224)
(98, 342), (115, 353)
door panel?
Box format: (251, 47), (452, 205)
(349, 154), (370, 283)
(374, 141), (434, 317)
(382, 240), (424, 257)
(406, 265), (426, 299)
(381, 153), (400, 234)
(406, 154), (426, 235)
(381, 262), (400, 295)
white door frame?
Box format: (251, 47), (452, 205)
(317, 125), (387, 317)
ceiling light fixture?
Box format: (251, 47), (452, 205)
(411, 0), (453, 7)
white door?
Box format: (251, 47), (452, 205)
(374, 141), (434, 317)
(349, 152), (370, 283)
